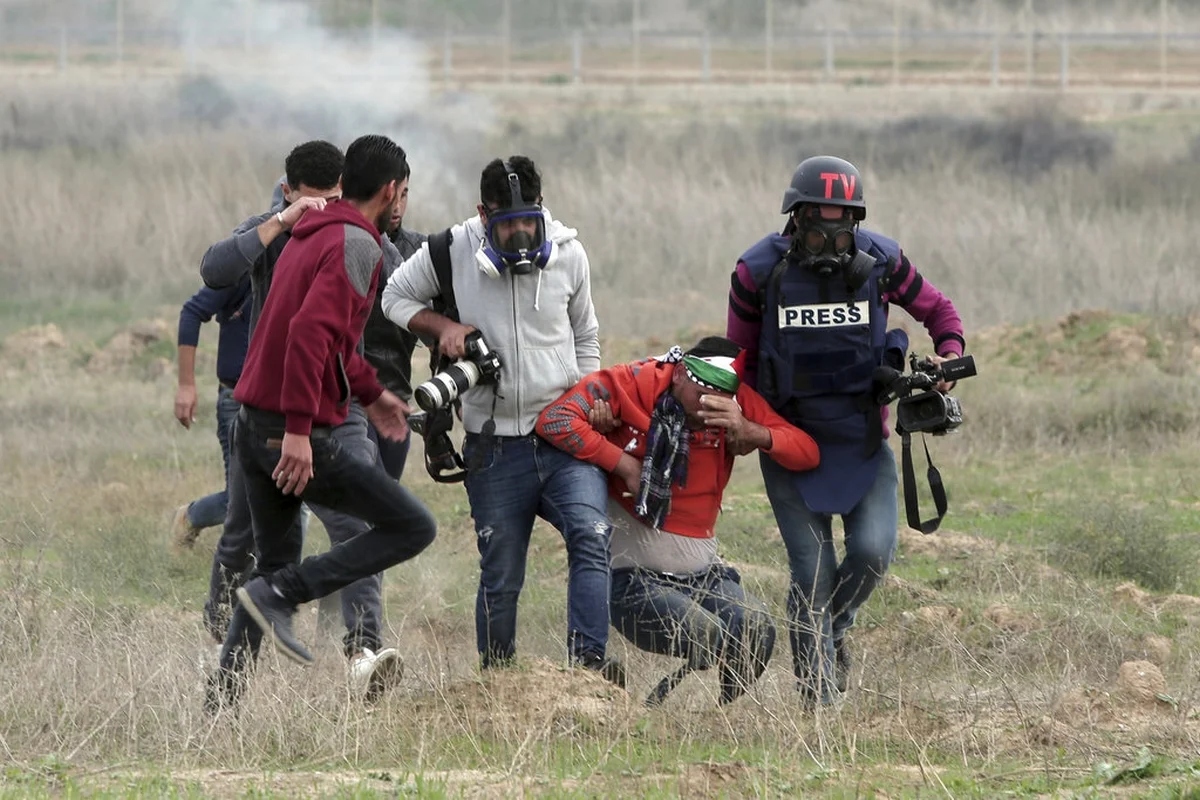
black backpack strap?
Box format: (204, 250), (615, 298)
(414, 229), (470, 484)
(427, 228), (457, 322)
(424, 228), (457, 377)
(900, 430), (948, 534)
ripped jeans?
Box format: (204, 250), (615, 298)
(463, 432), (612, 666)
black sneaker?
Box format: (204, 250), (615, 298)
(236, 577), (313, 665)
(574, 652), (627, 689)
(834, 638), (851, 694)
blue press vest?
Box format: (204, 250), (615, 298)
(741, 229), (900, 514)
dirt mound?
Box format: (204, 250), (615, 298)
(898, 527), (992, 559)
(1138, 634), (1172, 666)
(908, 605), (962, 628)
(3, 323), (67, 354)
(85, 319), (171, 376)
(1045, 660), (1174, 741)
(884, 574), (942, 604)
(1116, 660), (1168, 705)
(1113, 581), (1200, 623)
(407, 657), (640, 740)
(983, 604), (1040, 634)
(974, 310), (1200, 377)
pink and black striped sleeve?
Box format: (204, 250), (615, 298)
(726, 260), (764, 390)
(883, 250), (965, 358)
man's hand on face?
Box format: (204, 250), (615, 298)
(174, 384), (197, 429)
(278, 196), (328, 230)
(437, 323), (479, 360)
(365, 389), (411, 442)
(698, 394), (758, 456)
(614, 452), (642, 497)
(274, 433), (314, 495)
(588, 399), (621, 435)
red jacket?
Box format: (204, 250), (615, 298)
(536, 359), (820, 539)
(235, 200), (384, 435)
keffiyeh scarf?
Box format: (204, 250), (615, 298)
(634, 347), (691, 527)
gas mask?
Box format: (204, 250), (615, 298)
(789, 208), (871, 292)
(478, 166), (552, 277)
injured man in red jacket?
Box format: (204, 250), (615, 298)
(536, 335), (820, 705)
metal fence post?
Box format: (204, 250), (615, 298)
(370, 0), (380, 62)
(1059, 34), (1069, 90)
(572, 29), (582, 84)
(115, 0), (124, 72)
(632, 0), (641, 85)
(991, 35), (1000, 88)
(823, 28), (835, 80)
(765, 0), (773, 81)
(503, 0), (512, 84)
(1024, 0), (1035, 86)
(184, 19), (197, 75)
(244, 0), (255, 52)
(1160, 0), (1169, 89)
(891, 0), (901, 86)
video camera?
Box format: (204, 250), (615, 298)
(877, 353), (976, 436)
(875, 352), (977, 534)
(413, 330), (501, 414)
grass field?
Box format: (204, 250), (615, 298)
(3, 72), (1200, 797)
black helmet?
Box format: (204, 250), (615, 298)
(780, 156), (866, 220)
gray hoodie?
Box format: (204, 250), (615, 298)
(381, 208), (600, 436)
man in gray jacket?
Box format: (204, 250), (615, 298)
(382, 156), (622, 684)
(199, 140), (404, 704)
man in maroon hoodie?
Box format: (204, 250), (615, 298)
(208, 135), (437, 707)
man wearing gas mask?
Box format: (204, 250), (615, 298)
(382, 156), (622, 685)
(726, 155), (966, 707)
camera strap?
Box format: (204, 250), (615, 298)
(422, 228), (470, 483)
(900, 430), (947, 534)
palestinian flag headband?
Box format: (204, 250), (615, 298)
(653, 336), (744, 395)
(683, 354), (739, 394)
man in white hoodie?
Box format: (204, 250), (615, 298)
(382, 156), (622, 685)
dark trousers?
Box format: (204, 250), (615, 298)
(217, 407), (436, 677)
(611, 563), (776, 690)
(368, 423), (411, 482)
(205, 407), (394, 656)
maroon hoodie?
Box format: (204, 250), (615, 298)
(235, 200), (385, 436)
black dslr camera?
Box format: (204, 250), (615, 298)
(413, 331), (501, 414)
(879, 353), (977, 436)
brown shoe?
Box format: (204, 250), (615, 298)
(170, 504), (201, 553)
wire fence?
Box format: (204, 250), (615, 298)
(4, 19), (1199, 91)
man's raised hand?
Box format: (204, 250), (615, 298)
(278, 195), (329, 230)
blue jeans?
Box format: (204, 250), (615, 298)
(611, 564), (775, 697)
(760, 440), (899, 700)
(462, 433), (612, 666)
(186, 385), (240, 530)
(216, 406), (437, 682)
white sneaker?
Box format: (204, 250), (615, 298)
(349, 647), (404, 703)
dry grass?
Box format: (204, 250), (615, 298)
(4, 76), (1200, 343)
(4, 75), (1200, 796)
